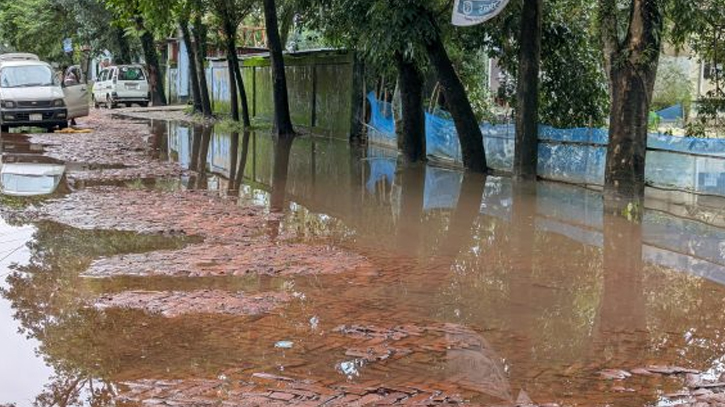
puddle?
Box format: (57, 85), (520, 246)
(0, 217), (51, 406)
(3, 117), (725, 405)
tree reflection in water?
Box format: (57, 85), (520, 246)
(7, 122), (725, 405)
(590, 210), (648, 367)
(1, 221), (190, 406)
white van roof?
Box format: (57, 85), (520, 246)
(0, 53), (40, 62)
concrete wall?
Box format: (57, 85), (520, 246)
(178, 49), (363, 139)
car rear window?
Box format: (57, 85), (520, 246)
(118, 67), (145, 81)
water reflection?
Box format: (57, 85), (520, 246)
(3, 121), (725, 405)
(593, 213), (648, 367)
(271, 136), (295, 213)
(1, 221), (193, 406)
(233, 131), (251, 192)
(0, 162), (66, 197)
(0, 134), (67, 197)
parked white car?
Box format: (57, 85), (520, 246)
(93, 65), (150, 108)
(0, 53), (89, 132)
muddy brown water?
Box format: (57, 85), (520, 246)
(2, 120), (725, 406)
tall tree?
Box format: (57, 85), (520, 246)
(454, 0), (609, 129)
(513, 0), (542, 180)
(395, 52), (426, 163)
(103, 0), (169, 105)
(424, 15), (488, 173)
(114, 26), (132, 64)
(176, 0), (203, 114)
(179, 19), (203, 113)
(306, 0), (429, 163)
(210, 0), (253, 125)
(599, 0), (664, 205)
(138, 17), (168, 106)
(307, 0), (488, 169)
(263, 0), (295, 136)
(191, 0), (213, 116)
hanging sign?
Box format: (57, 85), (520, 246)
(452, 0), (511, 26)
(62, 38), (73, 53)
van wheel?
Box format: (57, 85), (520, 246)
(93, 96), (100, 109)
(1, 125), (8, 133)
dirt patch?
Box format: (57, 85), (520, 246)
(94, 290), (290, 317)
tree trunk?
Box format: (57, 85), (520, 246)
(180, 20), (202, 114)
(605, 66), (653, 203)
(514, 0), (542, 180)
(228, 32), (252, 126)
(234, 59), (252, 126)
(192, 14), (213, 116)
(139, 28), (167, 106)
(225, 33), (240, 122)
(599, 0), (662, 208)
(425, 29), (487, 173)
(395, 52), (426, 163)
(263, 0), (295, 136)
(114, 26), (131, 64)
(349, 54), (365, 142)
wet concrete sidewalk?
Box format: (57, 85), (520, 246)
(2, 110), (725, 406)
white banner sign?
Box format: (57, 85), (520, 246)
(452, 0), (511, 26)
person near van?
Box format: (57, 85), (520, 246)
(0, 54), (89, 132)
(64, 68), (79, 87)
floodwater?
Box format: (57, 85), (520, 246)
(2, 120), (725, 406)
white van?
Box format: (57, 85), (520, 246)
(93, 65), (150, 108)
(0, 53), (89, 132)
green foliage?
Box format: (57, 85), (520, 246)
(685, 121), (708, 138)
(539, 0), (609, 127)
(648, 111), (661, 130)
(0, 0), (78, 62)
(456, 0), (609, 127)
(447, 47), (494, 122)
(652, 57), (693, 113)
(305, 0), (440, 73)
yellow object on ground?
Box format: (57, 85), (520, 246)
(55, 128), (93, 134)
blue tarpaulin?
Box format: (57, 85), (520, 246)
(366, 92), (725, 197)
(656, 103), (684, 121)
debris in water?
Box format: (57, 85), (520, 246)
(309, 315), (320, 330)
(275, 341), (294, 349)
(599, 369), (632, 380)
